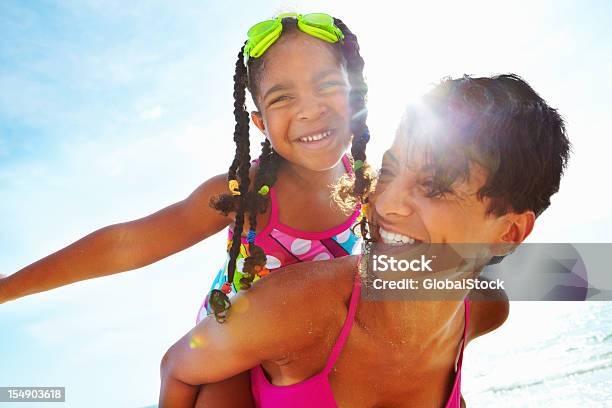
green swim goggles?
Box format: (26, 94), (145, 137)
(243, 12), (344, 65)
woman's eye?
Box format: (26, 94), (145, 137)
(420, 179), (451, 199)
(378, 168), (394, 180)
(319, 81), (345, 91)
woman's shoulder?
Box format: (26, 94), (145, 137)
(256, 256), (357, 296)
(246, 256), (359, 321)
(466, 282), (510, 343)
(215, 256), (359, 363)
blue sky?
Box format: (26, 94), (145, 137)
(1, 1), (611, 406)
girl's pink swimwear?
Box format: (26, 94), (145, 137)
(197, 155), (362, 323)
(250, 270), (471, 408)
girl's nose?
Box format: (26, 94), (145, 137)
(297, 95), (328, 121)
(374, 178), (416, 219)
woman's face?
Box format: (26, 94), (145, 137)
(369, 130), (513, 245)
(250, 31), (352, 172)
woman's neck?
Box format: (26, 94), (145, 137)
(354, 254), (464, 344)
(360, 299), (464, 338)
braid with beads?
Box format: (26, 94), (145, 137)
(333, 18), (376, 242)
(210, 45), (252, 284)
(247, 139), (280, 241)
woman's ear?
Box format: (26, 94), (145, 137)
(251, 111), (266, 135)
(500, 210), (536, 244)
(490, 210), (536, 258)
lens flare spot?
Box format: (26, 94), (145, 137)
(189, 334), (210, 349)
(232, 296), (250, 314)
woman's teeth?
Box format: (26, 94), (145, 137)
(298, 129), (332, 143)
(379, 227), (418, 245)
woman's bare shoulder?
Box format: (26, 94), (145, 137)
(268, 256), (358, 293)
(466, 281), (510, 343)
(247, 256), (360, 318)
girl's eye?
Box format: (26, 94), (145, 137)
(270, 95), (291, 105)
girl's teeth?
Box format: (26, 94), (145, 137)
(299, 130), (331, 143)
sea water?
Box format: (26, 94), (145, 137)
(463, 302), (612, 406)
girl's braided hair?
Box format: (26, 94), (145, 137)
(210, 16), (375, 295)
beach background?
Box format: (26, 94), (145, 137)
(1, 0), (611, 406)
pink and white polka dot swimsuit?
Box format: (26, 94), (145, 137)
(196, 155), (362, 324)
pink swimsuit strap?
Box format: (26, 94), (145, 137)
(458, 299), (470, 369)
(445, 299), (471, 408)
(322, 266), (362, 375)
(264, 154), (361, 240)
(250, 256), (362, 408)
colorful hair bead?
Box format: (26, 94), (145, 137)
(361, 203), (369, 218)
(258, 185), (270, 195)
(247, 229), (256, 244)
(353, 160), (364, 171)
(221, 282), (232, 294)
(228, 179), (241, 196)
(361, 129), (371, 143)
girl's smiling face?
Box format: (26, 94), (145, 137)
(250, 31), (352, 172)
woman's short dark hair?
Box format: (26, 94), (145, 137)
(401, 74), (571, 217)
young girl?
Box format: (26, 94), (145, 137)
(0, 11), (373, 406)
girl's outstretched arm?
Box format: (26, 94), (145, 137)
(0, 173), (233, 304)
